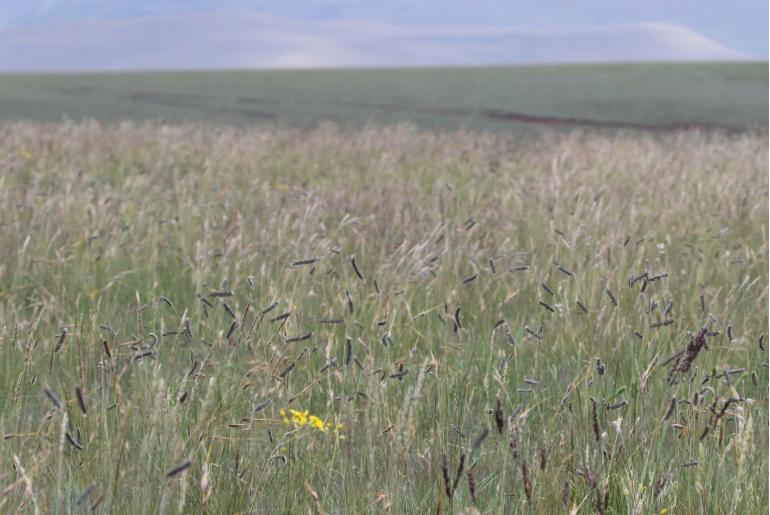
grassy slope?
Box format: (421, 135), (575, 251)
(0, 62), (767, 131)
(0, 123), (766, 513)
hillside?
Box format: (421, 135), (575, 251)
(0, 62), (766, 132)
(0, 12), (747, 71)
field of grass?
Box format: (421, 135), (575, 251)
(0, 121), (767, 513)
(0, 62), (767, 132)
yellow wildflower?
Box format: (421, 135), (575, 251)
(290, 409), (308, 427)
(279, 407), (342, 437)
(659, 509), (668, 515)
(309, 416), (327, 432)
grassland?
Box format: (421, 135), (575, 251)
(0, 121), (767, 513)
(0, 62), (767, 132)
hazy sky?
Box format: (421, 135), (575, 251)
(0, 1), (765, 70)
(1, 0), (766, 55)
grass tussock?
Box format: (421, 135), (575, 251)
(0, 121), (767, 513)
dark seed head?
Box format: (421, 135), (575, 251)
(606, 288), (618, 307)
(44, 387), (62, 409)
(165, 459), (193, 478)
(75, 386), (87, 414)
(494, 399), (504, 434)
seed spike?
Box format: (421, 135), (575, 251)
(606, 288), (618, 307)
(351, 257), (364, 281)
(165, 459), (193, 478)
(75, 386), (87, 414)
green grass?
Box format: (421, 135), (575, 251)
(0, 62), (767, 132)
(0, 122), (767, 513)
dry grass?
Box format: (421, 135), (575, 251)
(0, 121), (767, 513)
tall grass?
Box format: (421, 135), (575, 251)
(0, 121), (767, 513)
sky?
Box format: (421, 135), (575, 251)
(0, 1), (766, 71)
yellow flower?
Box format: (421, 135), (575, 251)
(659, 509), (668, 515)
(279, 407), (342, 437)
(309, 416), (327, 432)
(289, 409), (308, 427)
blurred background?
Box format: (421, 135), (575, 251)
(0, 0), (766, 131)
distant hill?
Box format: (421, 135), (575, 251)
(0, 62), (766, 132)
(2, 0), (767, 64)
(0, 10), (748, 71)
